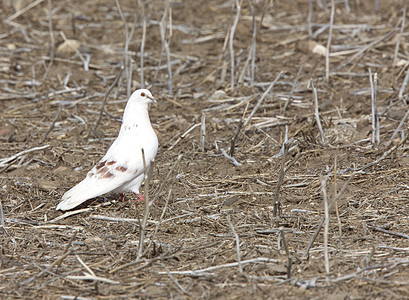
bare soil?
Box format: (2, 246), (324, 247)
(1, 0), (409, 299)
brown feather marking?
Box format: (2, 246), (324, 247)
(96, 166), (114, 179)
(116, 165), (127, 172)
(100, 171), (114, 178)
(98, 166), (108, 174)
(107, 161), (116, 166)
(96, 160), (106, 170)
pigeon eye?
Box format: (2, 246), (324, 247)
(141, 92), (146, 97)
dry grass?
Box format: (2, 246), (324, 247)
(1, 0), (409, 298)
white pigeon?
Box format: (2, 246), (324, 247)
(56, 89), (158, 211)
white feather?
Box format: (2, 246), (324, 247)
(56, 89), (158, 211)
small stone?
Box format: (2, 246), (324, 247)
(57, 39), (81, 54)
(84, 236), (103, 246)
(208, 90), (228, 101)
(7, 43), (16, 50)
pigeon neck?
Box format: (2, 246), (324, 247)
(122, 102), (150, 127)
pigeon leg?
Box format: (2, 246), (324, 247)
(135, 193), (158, 204)
(135, 193), (145, 202)
(118, 193), (128, 201)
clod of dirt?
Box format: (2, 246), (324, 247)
(37, 179), (60, 192)
(0, 123), (14, 140)
(324, 123), (359, 144)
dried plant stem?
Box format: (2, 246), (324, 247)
(344, 0), (351, 12)
(369, 69), (380, 145)
(0, 144), (50, 169)
(115, 0), (129, 91)
(221, 148), (241, 167)
(226, 215), (242, 273)
(149, 158), (181, 243)
(273, 141), (290, 218)
(41, 105), (61, 143)
(136, 148), (154, 260)
(59, 31), (88, 71)
(249, 2), (257, 86)
(70, 255), (118, 285)
(229, 120), (243, 157)
(367, 225), (409, 239)
(43, 0), (54, 80)
(307, 0), (313, 37)
(331, 260), (409, 283)
(66, 274), (119, 285)
(91, 215), (144, 223)
(229, 0), (242, 89)
(200, 112), (206, 151)
(398, 66), (409, 101)
(334, 156), (342, 252)
(168, 123), (200, 151)
(303, 173), (355, 260)
(158, 257), (279, 276)
(321, 176), (330, 275)
(386, 108), (409, 147)
(159, 0), (172, 93)
(48, 207), (93, 223)
(116, 0), (137, 98)
(237, 43), (252, 86)
(247, 0), (269, 85)
(163, 265), (189, 294)
(22, 232), (77, 285)
(151, 189), (172, 241)
(152, 154), (182, 203)
(6, 0), (45, 22)
(140, 1), (147, 88)
(244, 71), (282, 127)
(325, 0), (335, 82)
(76, 255), (95, 276)
(280, 229), (292, 279)
(0, 199), (6, 236)
(311, 80), (325, 144)
(128, 20), (137, 94)
(393, 7), (406, 67)
(230, 102), (249, 157)
(357, 134), (407, 171)
(110, 251), (177, 274)
(334, 29), (396, 71)
(91, 66), (124, 134)
(283, 65), (303, 115)
(127, 58), (133, 98)
(218, 20), (232, 85)
(237, 0), (256, 86)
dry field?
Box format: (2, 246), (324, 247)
(1, 0), (409, 299)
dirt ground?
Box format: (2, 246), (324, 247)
(1, 0), (409, 299)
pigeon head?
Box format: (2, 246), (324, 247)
(131, 89), (156, 105)
(122, 89), (156, 125)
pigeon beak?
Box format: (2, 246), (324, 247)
(147, 95), (157, 104)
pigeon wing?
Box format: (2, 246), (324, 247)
(56, 158), (137, 211)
